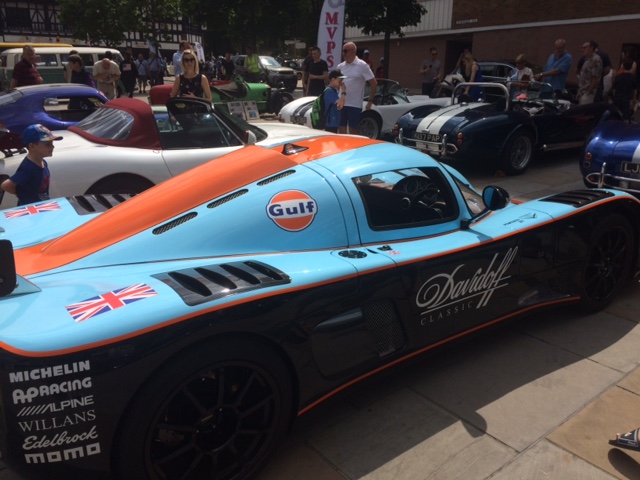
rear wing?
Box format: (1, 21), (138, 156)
(0, 239), (16, 297)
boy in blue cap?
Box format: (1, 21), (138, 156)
(1, 124), (62, 206)
(324, 69), (347, 133)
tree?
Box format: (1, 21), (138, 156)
(59, 0), (139, 47)
(182, 0), (311, 55)
(59, 0), (181, 50)
(345, 0), (427, 78)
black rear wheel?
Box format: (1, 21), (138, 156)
(500, 130), (534, 175)
(115, 339), (293, 480)
(580, 213), (634, 311)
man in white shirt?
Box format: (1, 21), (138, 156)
(337, 42), (377, 134)
(172, 41), (191, 78)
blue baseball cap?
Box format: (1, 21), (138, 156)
(22, 124), (62, 146)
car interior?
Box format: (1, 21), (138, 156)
(354, 167), (458, 229)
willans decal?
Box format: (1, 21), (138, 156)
(267, 190), (318, 232)
(417, 247), (518, 323)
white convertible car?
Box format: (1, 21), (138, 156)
(0, 98), (329, 209)
(278, 79), (450, 139)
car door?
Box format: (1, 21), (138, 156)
(340, 165), (556, 350)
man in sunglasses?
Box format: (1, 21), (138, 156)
(337, 42), (377, 134)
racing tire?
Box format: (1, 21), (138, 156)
(500, 130), (534, 175)
(358, 112), (382, 139)
(271, 92), (293, 115)
(86, 175), (155, 195)
(579, 213), (634, 311)
(115, 339), (293, 480)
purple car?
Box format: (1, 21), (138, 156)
(0, 83), (107, 154)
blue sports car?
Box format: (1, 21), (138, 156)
(394, 82), (620, 175)
(0, 83), (108, 154)
(580, 119), (640, 196)
(1, 125), (639, 480)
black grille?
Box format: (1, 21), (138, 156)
(68, 194), (136, 214)
(362, 299), (406, 357)
(257, 170), (296, 186)
(540, 189), (614, 207)
(153, 261), (291, 306)
(207, 189), (248, 209)
(152, 212), (198, 235)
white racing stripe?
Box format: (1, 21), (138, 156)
(417, 103), (487, 134)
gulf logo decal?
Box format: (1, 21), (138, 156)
(267, 190), (318, 231)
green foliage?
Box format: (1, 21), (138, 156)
(59, 0), (140, 46)
(345, 0), (427, 79)
(58, 0), (181, 49)
(345, 0), (427, 36)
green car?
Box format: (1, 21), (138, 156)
(149, 76), (293, 115)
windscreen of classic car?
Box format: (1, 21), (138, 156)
(353, 167), (459, 230)
(74, 107), (135, 141)
(0, 89), (22, 107)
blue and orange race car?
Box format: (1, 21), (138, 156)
(1, 119), (639, 479)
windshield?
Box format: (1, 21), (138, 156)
(260, 56), (281, 67)
(74, 107), (134, 140)
(215, 106), (268, 142)
(0, 89), (22, 107)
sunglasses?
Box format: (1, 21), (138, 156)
(342, 49), (354, 53)
(183, 57), (196, 63)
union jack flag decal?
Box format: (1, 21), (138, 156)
(66, 283), (158, 322)
(4, 202), (61, 219)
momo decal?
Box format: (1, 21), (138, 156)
(267, 190), (318, 232)
(4, 202), (61, 219)
(417, 247), (518, 320)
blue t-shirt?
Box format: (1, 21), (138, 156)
(323, 87), (340, 128)
(543, 51), (572, 92)
(9, 157), (50, 206)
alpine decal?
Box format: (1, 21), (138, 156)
(66, 284), (158, 322)
(267, 190), (318, 232)
(417, 247), (518, 321)
(4, 202), (61, 219)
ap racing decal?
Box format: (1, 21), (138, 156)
(267, 190), (318, 232)
(65, 283), (158, 322)
(4, 202), (61, 219)
(416, 247), (518, 324)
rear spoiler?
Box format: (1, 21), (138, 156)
(0, 239), (16, 297)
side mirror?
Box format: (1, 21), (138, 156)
(244, 130), (257, 145)
(482, 185), (510, 211)
(0, 239), (16, 297)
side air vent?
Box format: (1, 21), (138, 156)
(153, 260), (291, 306)
(152, 212), (198, 235)
(540, 189), (614, 207)
(68, 194), (136, 215)
(257, 170), (296, 186)
(207, 189), (248, 209)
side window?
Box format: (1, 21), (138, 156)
(38, 54), (58, 67)
(80, 54), (94, 67)
(157, 112), (242, 150)
(354, 167), (458, 230)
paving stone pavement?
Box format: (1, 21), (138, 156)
(1, 139), (639, 479)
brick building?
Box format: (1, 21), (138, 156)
(345, 0), (640, 91)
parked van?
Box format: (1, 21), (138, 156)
(0, 47), (123, 88)
(0, 42), (73, 54)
